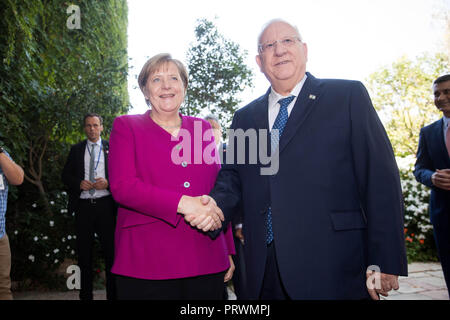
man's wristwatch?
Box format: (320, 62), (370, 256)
(0, 146), (3, 154)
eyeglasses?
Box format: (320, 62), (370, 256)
(258, 36), (301, 53)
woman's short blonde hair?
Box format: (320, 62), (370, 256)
(138, 53), (189, 106)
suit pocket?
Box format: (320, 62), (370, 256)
(329, 210), (367, 231)
(120, 208), (161, 229)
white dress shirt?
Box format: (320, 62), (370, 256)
(80, 138), (110, 199)
(268, 74), (307, 131)
(443, 116), (450, 145)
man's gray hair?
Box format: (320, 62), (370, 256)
(257, 18), (303, 51)
(204, 114), (220, 123)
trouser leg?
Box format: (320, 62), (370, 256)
(0, 234), (12, 300)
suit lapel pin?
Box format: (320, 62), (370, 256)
(309, 94), (316, 100)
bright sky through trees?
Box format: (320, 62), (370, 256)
(126, 0), (447, 115)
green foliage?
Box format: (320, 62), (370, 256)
(366, 53), (449, 156)
(185, 18), (254, 128)
(397, 156), (438, 262)
(0, 0), (128, 287)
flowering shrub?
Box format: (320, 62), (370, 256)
(397, 155), (438, 262)
(7, 191), (104, 290)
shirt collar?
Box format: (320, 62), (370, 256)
(444, 116), (450, 129)
(87, 138), (102, 148)
(269, 74), (307, 101)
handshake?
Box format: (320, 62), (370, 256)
(177, 195), (224, 232)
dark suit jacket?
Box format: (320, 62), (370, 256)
(210, 73), (408, 299)
(62, 139), (111, 215)
(414, 118), (450, 225)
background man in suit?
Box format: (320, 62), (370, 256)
(196, 19), (407, 300)
(0, 145), (24, 300)
(205, 115), (246, 300)
(414, 74), (450, 295)
(62, 113), (116, 300)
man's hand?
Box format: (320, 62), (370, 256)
(80, 180), (94, 191)
(431, 169), (450, 190)
(178, 195), (224, 232)
(366, 270), (399, 300)
(93, 177), (108, 190)
(235, 227), (244, 245)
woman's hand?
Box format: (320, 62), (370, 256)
(224, 255), (235, 282)
(178, 195), (224, 231)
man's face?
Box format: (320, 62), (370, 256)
(433, 80), (450, 117)
(84, 116), (103, 142)
(256, 21), (308, 91)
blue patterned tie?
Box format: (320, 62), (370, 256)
(267, 96), (295, 244)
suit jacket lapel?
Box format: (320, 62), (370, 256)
(432, 119), (450, 166)
(102, 140), (109, 179)
(279, 73), (321, 154)
(251, 88), (271, 132)
(78, 140), (87, 181)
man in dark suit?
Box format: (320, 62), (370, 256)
(195, 19), (407, 300)
(62, 113), (116, 300)
(205, 115), (247, 300)
(414, 74), (450, 296)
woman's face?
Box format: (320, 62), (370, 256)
(145, 61), (185, 115)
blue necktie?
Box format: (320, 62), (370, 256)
(267, 96), (295, 244)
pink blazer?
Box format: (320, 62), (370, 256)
(108, 111), (235, 280)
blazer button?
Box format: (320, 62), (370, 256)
(184, 182), (190, 188)
(181, 161), (188, 168)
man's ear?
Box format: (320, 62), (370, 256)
(256, 54), (263, 72)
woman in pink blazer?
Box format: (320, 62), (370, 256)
(108, 53), (235, 299)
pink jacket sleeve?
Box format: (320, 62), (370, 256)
(108, 116), (183, 226)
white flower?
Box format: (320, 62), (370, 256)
(28, 255), (35, 262)
(32, 203), (37, 208)
(61, 191), (67, 196)
(14, 230), (18, 235)
(43, 236), (48, 240)
(53, 249), (59, 254)
(49, 221), (54, 227)
(71, 250), (75, 255)
(33, 236), (38, 242)
(50, 201), (55, 205)
(54, 259), (59, 264)
(67, 235), (72, 240)
(62, 238), (66, 242)
(46, 253), (50, 257)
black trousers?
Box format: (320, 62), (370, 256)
(116, 271), (227, 300)
(432, 211), (450, 296)
(76, 196), (116, 300)
(259, 242), (290, 300)
(231, 237), (247, 300)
